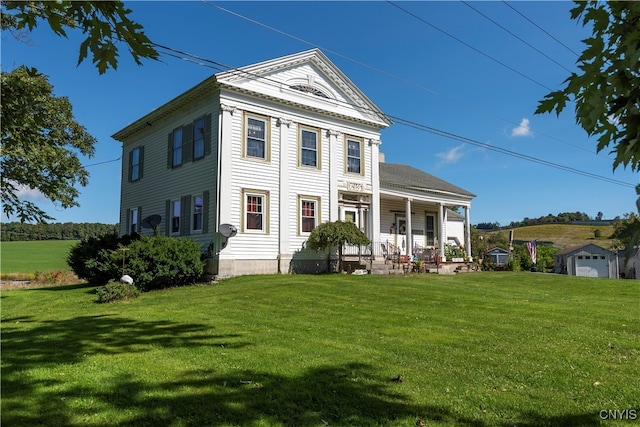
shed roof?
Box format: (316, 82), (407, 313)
(555, 243), (615, 256)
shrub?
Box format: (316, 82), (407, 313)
(124, 235), (205, 291)
(96, 280), (140, 303)
(67, 232), (139, 284)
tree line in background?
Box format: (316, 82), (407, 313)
(2, 222), (118, 241)
(475, 211), (618, 230)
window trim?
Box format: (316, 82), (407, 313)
(171, 127), (183, 168)
(298, 125), (321, 170)
(129, 208), (139, 235)
(243, 112), (270, 161)
(192, 117), (206, 161)
(170, 199), (181, 235)
(298, 195), (320, 235)
(192, 194), (204, 233)
(242, 189), (269, 234)
(129, 146), (143, 182)
(345, 135), (363, 175)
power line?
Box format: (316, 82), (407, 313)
(385, 1), (555, 92)
(388, 115), (635, 188)
(501, 1), (581, 57)
(199, 0), (611, 160)
(147, 39), (636, 189)
(461, 1), (574, 73)
(82, 156), (121, 168)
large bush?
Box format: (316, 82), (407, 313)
(123, 235), (205, 291)
(67, 232), (139, 284)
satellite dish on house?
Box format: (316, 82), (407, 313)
(219, 223), (237, 238)
(141, 215), (161, 229)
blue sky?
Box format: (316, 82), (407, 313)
(3, 1), (638, 226)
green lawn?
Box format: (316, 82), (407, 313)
(1, 240), (78, 274)
(2, 273), (638, 426)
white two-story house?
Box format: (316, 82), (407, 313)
(112, 49), (475, 278)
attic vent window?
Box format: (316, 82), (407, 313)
(290, 84), (329, 99)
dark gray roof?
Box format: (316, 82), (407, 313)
(379, 163), (475, 198)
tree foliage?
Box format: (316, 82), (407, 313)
(1, 66), (96, 223)
(306, 221), (370, 272)
(611, 212), (640, 255)
(536, 1), (640, 171)
(1, 1), (158, 74)
(1, 1), (158, 223)
(2, 221), (117, 241)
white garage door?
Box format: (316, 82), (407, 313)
(575, 256), (609, 277)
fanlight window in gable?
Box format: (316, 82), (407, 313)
(290, 84), (330, 99)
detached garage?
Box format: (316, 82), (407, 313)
(554, 244), (618, 278)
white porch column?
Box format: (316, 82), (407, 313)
(405, 198), (412, 258)
(464, 206), (472, 260)
(328, 130), (340, 222)
(438, 203), (445, 260)
(218, 104), (236, 234)
(370, 139), (381, 243)
(278, 117), (292, 272)
(217, 104), (237, 277)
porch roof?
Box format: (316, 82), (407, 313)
(379, 163), (476, 199)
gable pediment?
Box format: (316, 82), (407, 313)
(216, 49), (391, 128)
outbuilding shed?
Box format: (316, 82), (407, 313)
(486, 247), (509, 267)
(554, 244), (618, 278)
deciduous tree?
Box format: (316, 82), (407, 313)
(1, 67), (96, 222)
(307, 221), (370, 272)
(1, 1), (157, 222)
(536, 1), (640, 172)
(1, 1), (158, 74)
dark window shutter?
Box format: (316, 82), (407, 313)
(168, 132), (174, 168)
(202, 190), (209, 234)
(182, 123), (193, 163)
(137, 206), (143, 232)
(180, 195), (191, 236)
(204, 114), (212, 156)
(128, 150), (133, 182)
(165, 200), (171, 235)
(183, 123), (193, 164)
(138, 146), (144, 180)
(126, 208), (131, 234)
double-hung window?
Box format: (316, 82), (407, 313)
(129, 146), (143, 181)
(129, 208), (139, 234)
(171, 199), (181, 234)
(299, 196), (319, 234)
(243, 190), (268, 233)
(245, 114), (268, 160)
(426, 215), (435, 246)
(193, 117), (205, 160)
(172, 127), (183, 167)
(346, 137), (362, 174)
(300, 126), (319, 168)
(192, 195), (203, 232)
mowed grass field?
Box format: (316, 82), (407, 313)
(2, 273), (638, 426)
(1, 240), (78, 274)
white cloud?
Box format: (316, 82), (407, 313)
(14, 182), (47, 201)
(511, 118), (533, 138)
(437, 144), (465, 164)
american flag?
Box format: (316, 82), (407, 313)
(526, 240), (537, 264)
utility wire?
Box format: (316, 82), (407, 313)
(385, 1), (554, 92)
(461, 1), (574, 73)
(501, 1), (581, 57)
(200, 0), (610, 159)
(82, 156), (121, 168)
(148, 40), (636, 189)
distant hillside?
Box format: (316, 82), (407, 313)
(487, 223), (616, 249)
